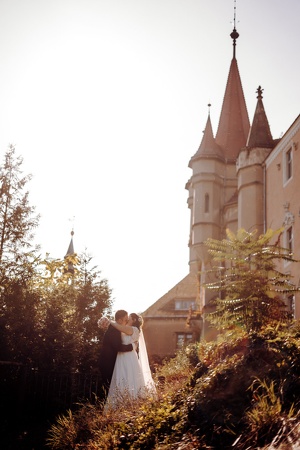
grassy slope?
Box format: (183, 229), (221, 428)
(47, 324), (300, 449)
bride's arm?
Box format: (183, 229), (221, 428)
(109, 320), (133, 335)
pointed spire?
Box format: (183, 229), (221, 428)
(246, 86), (274, 148)
(65, 230), (75, 256)
(215, 57), (250, 160)
(198, 110), (223, 157)
(191, 105), (223, 163)
(215, 1), (250, 160)
(65, 230), (75, 274)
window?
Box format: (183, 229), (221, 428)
(288, 295), (295, 318)
(204, 193), (209, 213)
(176, 333), (193, 348)
(175, 300), (195, 311)
(286, 226), (293, 254)
(285, 147), (292, 182)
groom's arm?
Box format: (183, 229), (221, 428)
(109, 326), (133, 352)
(119, 343), (133, 352)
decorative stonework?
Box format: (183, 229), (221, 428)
(283, 203), (295, 227)
(283, 212), (294, 227)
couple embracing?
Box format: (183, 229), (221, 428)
(98, 310), (156, 408)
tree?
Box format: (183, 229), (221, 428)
(36, 252), (113, 372)
(0, 279), (41, 364)
(0, 144), (40, 282)
(204, 228), (299, 333)
(0, 145), (41, 363)
(73, 253), (113, 371)
(0, 146), (113, 372)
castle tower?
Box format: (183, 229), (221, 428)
(237, 86), (274, 234)
(187, 108), (224, 275)
(143, 7), (267, 352)
(187, 21), (250, 290)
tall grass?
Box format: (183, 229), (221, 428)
(47, 327), (300, 449)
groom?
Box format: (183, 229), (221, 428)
(98, 309), (134, 396)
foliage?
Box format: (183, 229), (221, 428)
(0, 146), (128, 448)
(157, 346), (197, 381)
(0, 148), (113, 371)
(0, 247), (113, 372)
(0, 144), (40, 282)
(247, 379), (290, 436)
(235, 377), (299, 449)
(187, 325), (300, 449)
(34, 251), (113, 372)
(46, 410), (77, 449)
(204, 228), (299, 332)
(46, 325), (300, 449)
(0, 146), (41, 363)
(0, 146), (116, 412)
(0, 280), (41, 364)
(47, 380), (191, 449)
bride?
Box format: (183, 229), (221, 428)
(105, 313), (157, 407)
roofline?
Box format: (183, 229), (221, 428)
(143, 315), (190, 320)
(265, 114), (300, 168)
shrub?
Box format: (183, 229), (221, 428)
(47, 325), (300, 449)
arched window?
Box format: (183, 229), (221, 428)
(204, 193), (209, 213)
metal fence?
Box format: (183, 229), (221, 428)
(0, 362), (103, 418)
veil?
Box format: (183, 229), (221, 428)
(138, 330), (156, 393)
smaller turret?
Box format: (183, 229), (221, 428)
(237, 86), (275, 234)
(187, 106), (225, 274)
(191, 107), (223, 161)
(246, 86), (274, 148)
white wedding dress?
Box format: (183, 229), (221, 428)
(105, 327), (156, 408)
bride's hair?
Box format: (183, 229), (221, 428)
(130, 313), (143, 330)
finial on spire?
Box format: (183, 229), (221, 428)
(233, 0), (237, 29)
(68, 216), (75, 236)
(256, 85), (264, 99)
(230, 0), (239, 58)
(208, 103), (211, 115)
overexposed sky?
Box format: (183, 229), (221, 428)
(0, 0), (299, 314)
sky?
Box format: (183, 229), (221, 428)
(0, 0), (299, 314)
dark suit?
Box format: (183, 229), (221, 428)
(99, 324), (133, 394)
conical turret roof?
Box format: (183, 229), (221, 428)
(246, 86), (273, 148)
(215, 57), (250, 160)
(65, 230), (75, 256)
(64, 230), (75, 274)
(190, 113), (223, 163)
(215, 24), (250, 161)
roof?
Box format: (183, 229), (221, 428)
(142, 272), (198, 317)
(65, 233), (75, 256)
(215, 57), (250, 160)
(246, 86), (274, 148)
(190, 114), (224, 164)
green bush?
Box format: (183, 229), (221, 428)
(47, 325), (300, 449)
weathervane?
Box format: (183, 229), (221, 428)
(69, 215), (75, 236)
(230, 0), (239, 58)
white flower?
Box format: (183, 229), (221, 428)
(98, 316), (110, 330)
